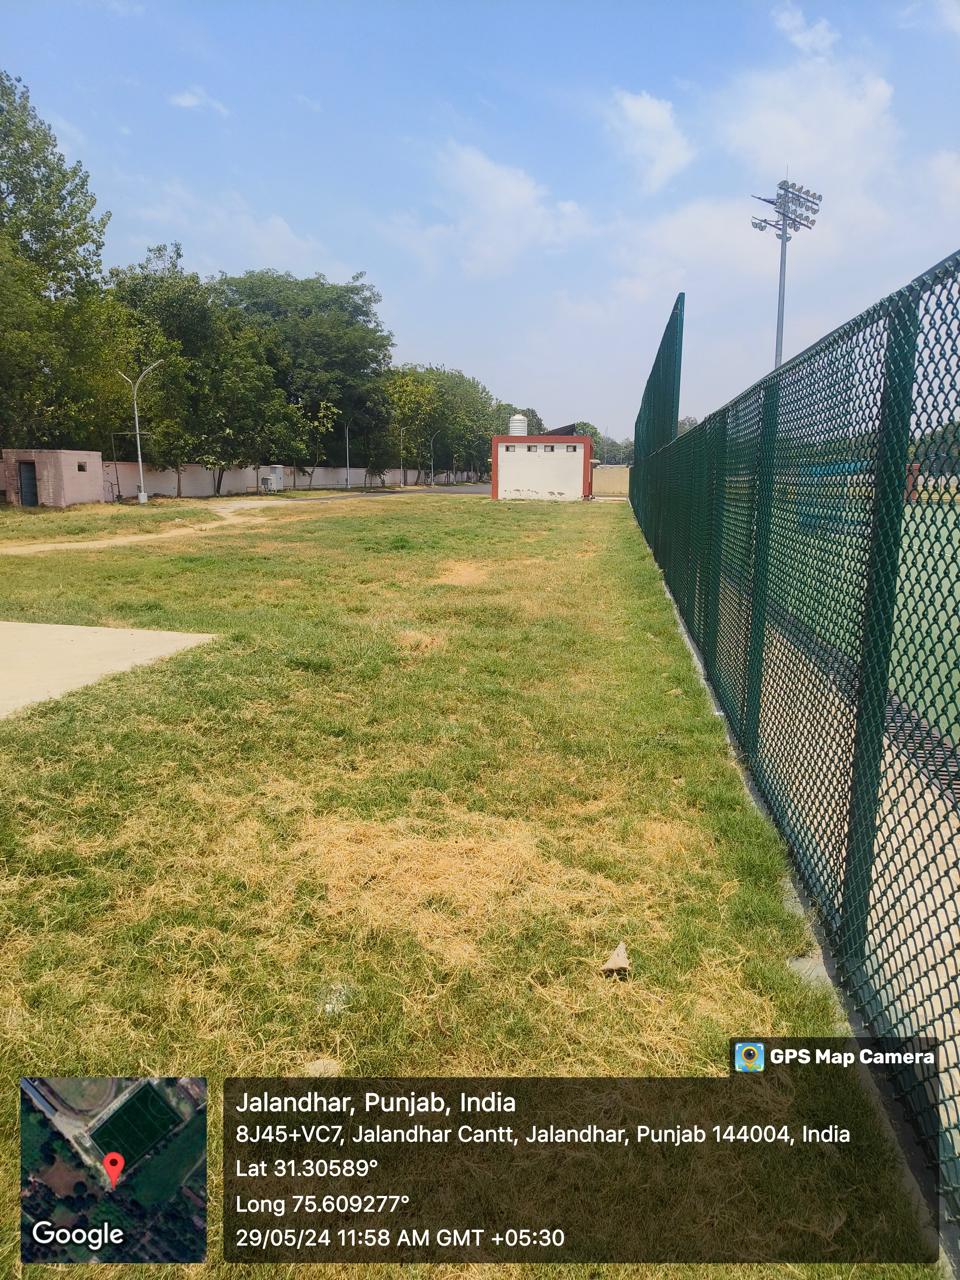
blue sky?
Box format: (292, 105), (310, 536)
(5, 0), (960, 434)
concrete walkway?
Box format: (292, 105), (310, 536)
(0, 621), (213, 718)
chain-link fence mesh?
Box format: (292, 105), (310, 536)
(631, 255), (960, 1219)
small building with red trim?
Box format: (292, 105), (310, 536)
(491, 421), (592, 501)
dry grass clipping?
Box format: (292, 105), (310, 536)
(284, 812), (668, 967)
(433, 560), (489, 586)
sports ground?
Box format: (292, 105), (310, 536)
(0, 493), (942, 1277)
(89, 1084), (180, 1167)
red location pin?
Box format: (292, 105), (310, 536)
(103, 1152), (125, 1190)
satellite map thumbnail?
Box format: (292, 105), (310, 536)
(20, 1076), (206, 1263)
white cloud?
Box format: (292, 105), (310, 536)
(717, 60), (896, 216)
(606, 89), (694, 193)
(169, 86), (229, 118)
(935, 0), (960, 34)
(528, 23), (923, 425)
(772, 3), (839, 56)
(296, 94), (323, 113)
(130, 180), (345, 277)
(388, 143), (589, 277)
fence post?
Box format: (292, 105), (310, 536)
(702, 411), (728, 683)
(741, 379), (780, 760)
(838, 288), (921, 979)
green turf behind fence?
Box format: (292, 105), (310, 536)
(632, 255), (960, 1221)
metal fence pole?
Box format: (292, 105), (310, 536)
(702, 411), (728, 684)
(741, 379), (780, 761)
(838, 289), (921, 978)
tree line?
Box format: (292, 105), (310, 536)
(0, 70), (627, 492)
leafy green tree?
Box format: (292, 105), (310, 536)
(220, 269), (393, 437)
(290, 399), (339, 487)
(109, 245), (298, 491)
(418, 366), (497, 481)
(0, 70), (109, 291)
(570, 420), (602, 451)
(520, 406), (545, 434)
(597, 433), (632, 464)
(0, 229), (130, 449)
(385, 368), (440, 483)
(196, 321), (299, 492)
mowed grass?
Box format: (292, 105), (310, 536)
(0, 499), (219, 542)
(0, 495), (938, 1279)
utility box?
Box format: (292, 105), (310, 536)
(259, 465), (285, 493)
(491, 434), (592, 501)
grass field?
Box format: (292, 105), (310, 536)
(0, 493), (941, 1278)
(0, 500), (219, 543)
(126, 1110), (206, 1207)
(90, 1084), (180, 1166)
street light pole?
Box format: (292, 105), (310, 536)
(345, 420), (351, 490)
(118, 360), (163, 503)
(399, 426), (405, 488)
(751, 180), (822, 368)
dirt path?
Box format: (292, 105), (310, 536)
(0, 491), (411, 557)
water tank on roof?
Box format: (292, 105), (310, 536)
(508, 414), (528, 436)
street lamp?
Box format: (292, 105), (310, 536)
(117, 360), (163, 503)
(399, 425), (405, 488)
(344, 419), (351, 490)
(751, 179), (822, 367)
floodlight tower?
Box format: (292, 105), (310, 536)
(751, 179), (822, 367)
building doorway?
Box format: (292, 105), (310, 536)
(18, 460), (38, 507)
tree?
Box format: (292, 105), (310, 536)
(520, 406), (545, 434)
(385, 368), (440, 483)
(0, 70), (109, 291)
(109, 245), (299, 492)
(678, 415), (698, 434)
(570, 421), (602, 452)
(196, 320), (299, 493)
(0, 229), (130, 449)
(598, 433), (632, 464)
(290, 399), (339, 487)
(422, 366), (497, 481)
(220, 269), (393, 438)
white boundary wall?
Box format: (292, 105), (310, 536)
(102, 462), (477, 499)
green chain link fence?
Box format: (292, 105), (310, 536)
(632, 255), (960, 1219)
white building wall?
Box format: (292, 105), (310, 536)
(496, 441), (585, 501)
(102, 462), (477, 499)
